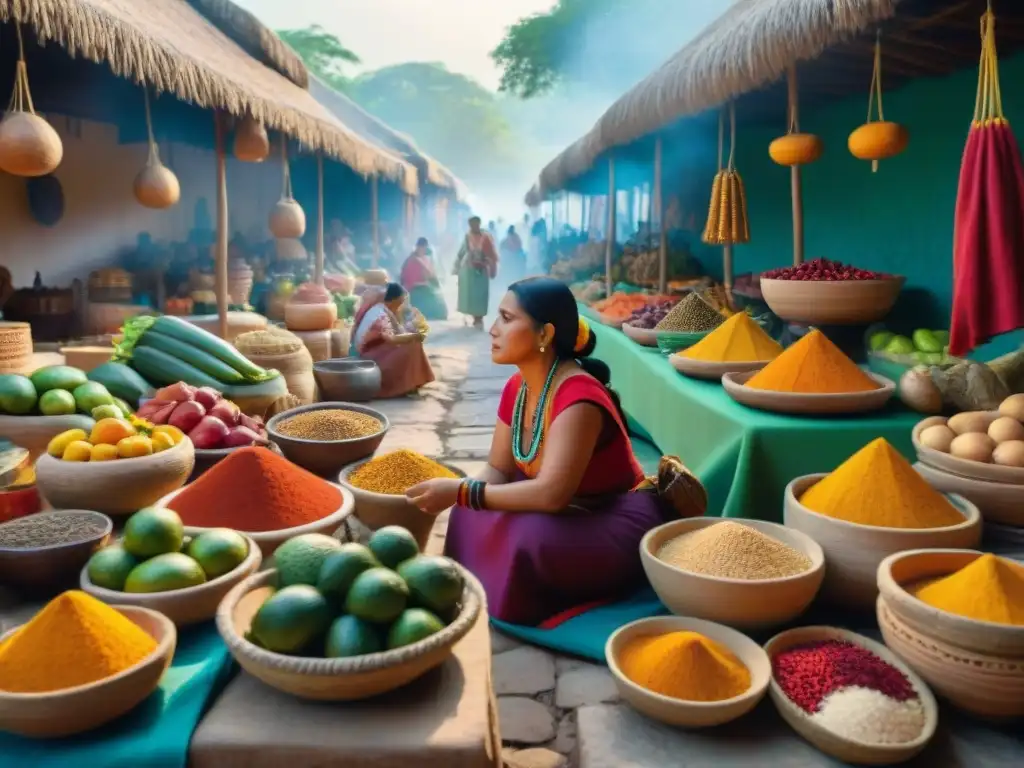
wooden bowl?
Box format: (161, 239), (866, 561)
(267, 402), (388, 476)
(605, 615), (770, 728)
(79, 533), (263, 626)
(722, 370), (895, 415)
(0, 414), (95, 460)
(338, 459), (465, 550)
(0, 605), (175, 738)
(669, 355), (769, 381)
(190, 441), (283, 481)
(878, 596), (1024, 720)
(783, 475), (982, 609)
(216, 566), (484, 701)
(621, 322), (659, 347)
(0, 510), (112, 593)
(913, 462), (1024, 526)
(639, 517), (825, 630)
(765, 625), (937, 764)
(760, 276), (905, 326)
(157, 483), (354, 558)
(912, 416), (1024, 486)
(876, 548), (1024, 657)
(35, 438), (195, 517)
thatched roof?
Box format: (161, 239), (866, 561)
(0, 0), (418, 194)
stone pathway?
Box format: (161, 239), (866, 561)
(366, 318), (618, 768)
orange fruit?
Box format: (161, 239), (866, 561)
(117, 435), (154, 459)
(151, 425), (185, 445)
(150, 432), (176, 453)
(62, 440), (94, 462)
(90, 418), (137, 446)
(91, 444), (120, 462)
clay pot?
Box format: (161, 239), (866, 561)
(134, 162), (181, 209)
(234, 117), (269, 163)
(269, 198), (306, 239)
(0, 112), (63, 177)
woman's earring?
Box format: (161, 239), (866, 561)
(539, 345), (546, 353)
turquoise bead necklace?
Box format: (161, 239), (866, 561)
(512, 358), (559, 464)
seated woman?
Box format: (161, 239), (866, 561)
(407, 277), (671, 625)
(400, 238), (449, 321)
(352, 283), (435, 398)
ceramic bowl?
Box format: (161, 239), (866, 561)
(765, 625), (937, 764)
(912, 462), (1024, 526)
(35, 438), (195, 517)
(639, 517), (825, 630)
(0, 605), (175, 738)
(605, 615), (770, 728)
(722, 371), (896, 415)
(338, 459), (466, 550)
(266, 402), (388, 477)
(878, 596), (1024, 720)
(876, 548), (1024, 657)
(912, 415), (1024, 486)
(783, 475), (982, 609)
(79, 533), (263, 626)
(216, 567), (483, 701)
(0, 510), (112, 593)
(0, 414), (95, 460)
(311, 359), (382, 403)
(668, 355), (769, 381)
(157, 483), (354, 558)
(621, 322), (659, 347)
(760, 276), (905, 325)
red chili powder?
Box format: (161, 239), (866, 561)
(167, 446), (341, 532)
(772, 640), (915, 714)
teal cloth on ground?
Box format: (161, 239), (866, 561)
(0, 623), (234, 767)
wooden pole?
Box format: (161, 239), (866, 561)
(605, 156), (616, 297)
(213, 112), (228, 340)
(788, 65), (805, 266)
(654, 137), (666, 294)
(371, 176), (380, 268)
(315, 154), (324, 286)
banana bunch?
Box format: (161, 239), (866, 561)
(701, 168), (750, 246)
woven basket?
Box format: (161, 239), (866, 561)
(216, 566), (484, 701)
(0, 322), (32, 373)
(291, 329), (332, 363)
(236, 329), (315, 404)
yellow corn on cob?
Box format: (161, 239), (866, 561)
(733, 170), (750, 243)
(702, 172), (723, 244)
(716, 169), (732, 244)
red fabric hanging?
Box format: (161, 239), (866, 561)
(950, 9), (1024, 356)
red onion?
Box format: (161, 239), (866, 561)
(187, 415), (231, 449)
(167, 400), (206, 433)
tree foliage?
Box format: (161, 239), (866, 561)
(278, 25), (361, 92)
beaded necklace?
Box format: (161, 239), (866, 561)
(512, 359), (559, 464)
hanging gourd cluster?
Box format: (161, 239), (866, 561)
(703, 104), (750, 245)
(769, 33), (908, 172)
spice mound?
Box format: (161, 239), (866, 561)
(657, 521), (811, 579)
(655, 293), (725, 333)
(679, 312), (783, 363)
(799, 438), (964, 529)
(167, 446), (342, 532)
(0, 590), (157, 693)
(275, 409), (383, 441)
(349, 450), (458, 495)
(912, 553), (1024, 626)
(0, 511), (107, 549)
(773, 640), (925, 745)
(618, 630), (750, 702)
(745, 329), (879, 394)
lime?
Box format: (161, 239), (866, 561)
(124, 552), (207, 593)
(387, 608), (445, 650)
(345, 567), (409, 624)
(0, 374), (37, 415)
(123, 506), (185, 558)
(250, 585), (333, 654)
(72, 381), (113, 414)
(367, 526), (419, 569)
(316, 543), (379, 609)
(91, 404), (124, 421)
(188, 529), (249, 579)
(38, 389), (76, 416)
(86, 545), (140, 591)
(274, 533), (343, 587)
(325, 614), (383, 658)
(867, 331), (894, 352)
(398, 555), (464, 617)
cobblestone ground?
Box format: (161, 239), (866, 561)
(367, 318), (621, 768)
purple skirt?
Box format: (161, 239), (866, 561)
(444, 489), (667, 625)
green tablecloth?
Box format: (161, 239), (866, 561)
(581, 305), (921, 521)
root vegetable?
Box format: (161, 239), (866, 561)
(223, 426), (265, 448)
(949, 432), (995, 463)
(988, 416), (1024, 444)
(209, 401), (240, 426)
(168, 401), (206, 433)
(920, 425), (956, 453)
(992, 440), (1024, 468)
(999, 393), (1024, 422)
(188, 416), (230, 449)
(899, 367), (943, 414)
(947, 411), (999, 435)
(194, 386), (222, 411)
(154, 382), (196, 402)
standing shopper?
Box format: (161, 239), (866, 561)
(453, 216), (498, 329)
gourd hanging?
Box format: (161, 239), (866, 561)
(0, 24), (62, 177)
(234, 115), (269, 162)
(702, 104), (750, 246)
(133, 87), (180, 209)
(848, 32), (908, 171)
(269, 137), (306, 239)
(769, 72), (822, 167)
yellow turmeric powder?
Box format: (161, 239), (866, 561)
(0, 591), (157, 693)
(617, 630), (751, 702)
(680, 312), (783, 363)
(349, 449), (458, 495)
(745, 329), (879, 393)
(913, 554), (1024, 626)
(800, 438), (964, 529)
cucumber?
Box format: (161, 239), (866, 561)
(137, 331), (246, 385)
(150, 316), (274, 382)
(130, 346), (226, 390)
(87, 362), (155, 407)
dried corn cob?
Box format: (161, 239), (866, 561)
(733, 170), (750, 243)
(702, 171), (723, 244)
(717, 168), (731, 243)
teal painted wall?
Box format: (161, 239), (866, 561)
(725, 52), (1024, 360)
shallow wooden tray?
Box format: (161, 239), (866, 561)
(912, 416), (1024, 486)
(669, 355), (769, 381)
(722, 370), (895, 415)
